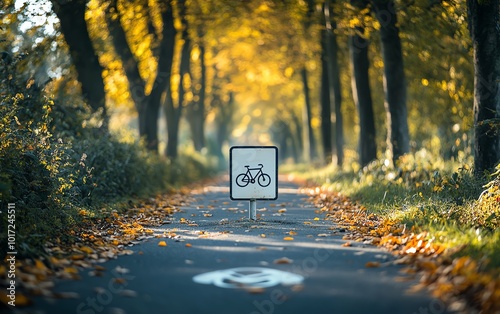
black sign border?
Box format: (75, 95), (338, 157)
(229, 146), (279, 201)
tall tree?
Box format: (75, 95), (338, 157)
(301, 0), (319, 162)
(467, 0), (500, 176)
(104, 0), (175, 152)
(211, 72), (234, 164)
(185, 39), (207, 152)
(323, 0), (343, 166)
(51, 0), (108, 128)
(350, 0), (377, 167)
(371, 0), (409, 162)
(320, 28), (333, 163)
(300, 66), (316, 162)
(185, 2), (209, 152)
(165, 0), (190, 158)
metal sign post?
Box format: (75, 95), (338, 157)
(229, 146), (278, 221)
(249, 199), (256, 220)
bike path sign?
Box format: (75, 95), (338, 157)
(229, 146), (278, 200)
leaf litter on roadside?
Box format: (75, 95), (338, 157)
(0, 191), (188, 307)
(305, 186), (500, 314)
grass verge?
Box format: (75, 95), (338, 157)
(285, 150), (500, 313)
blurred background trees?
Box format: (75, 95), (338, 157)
(1, 0), (497, 172)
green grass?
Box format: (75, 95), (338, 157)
(288, 149), (500, 270)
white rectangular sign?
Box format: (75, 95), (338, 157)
(230, 146), (278, 200)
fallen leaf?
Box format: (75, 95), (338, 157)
(158, 241), (167, 247)
(342, 242), (352, 247)
(291, 284), (304, 292)
(274, 257), (293, 264)
(0, 292), (32, 306)
(245, 287), (266, 294)
(283, 236), (294, 241)
(70, 254), (85, 261)
(365, 261), (381, 268)
(79, 246), (94, 254)
(94, 265), (106, 271)
(289, 231), (297, 235)
(185, 243), (192, 247)
(120, 249), (134, 256)
(63, 267), (79, 274)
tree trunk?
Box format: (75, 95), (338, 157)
(165, 0), (190, 158)
(467, 0), (500, 176)
(186, 41), (206, 151)
(164, 92), (181, 158)
(51, 0), (108, 128)
(371, 0), (409, 163)
(104, 0), (147, 130)
(213, 89), (234, 163)
(291, 112), (303, 163)
(300, 66), (316, 162)
(105, 0), (175, 152)
(320, 31), (332, 163)
(349, 32), (377, 167)
(349, 1), (377, 167)
(147, 4), (176, 152)
(323, 0), (343, 166)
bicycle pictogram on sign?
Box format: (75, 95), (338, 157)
(235, 164), (271, 188)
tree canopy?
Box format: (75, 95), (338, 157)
(2, 0), (496, 172)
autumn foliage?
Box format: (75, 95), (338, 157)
(304, 156), (500, 313)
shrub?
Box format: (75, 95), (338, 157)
(0, 53), (216, 259)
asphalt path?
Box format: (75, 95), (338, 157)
(17, 176), (452, 314)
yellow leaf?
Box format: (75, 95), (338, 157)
(303, 221), (312, 225)
(289, 231), (297, 235)
(71, 254), (85, 261)
(313, 217), (320, 221)
(80, 246), (94, 254)
(365, 261), (380, 268)
(260, 234), (266, 238)
(283, 236), (294, 241)
(273, 257), (293, 264)
(185, 243), (192, 247)
(341, 242), (351, 247)
(64, 267), (79, 274)
(158, 241), (167, 247)
(278, 208), (287, 213)
(291, 284), (304, 292)
(0, 292), (31, 306)
(35, 259), (48, 271)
